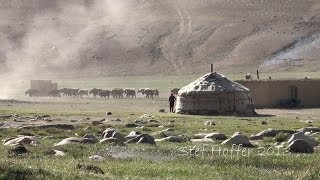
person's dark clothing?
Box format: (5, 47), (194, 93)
(169, 95), (176, 113)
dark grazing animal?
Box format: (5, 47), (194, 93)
(124, 88), (136, 98)
(89, 88), (103, 98)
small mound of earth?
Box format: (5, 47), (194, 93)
(54, 137), (97, 146)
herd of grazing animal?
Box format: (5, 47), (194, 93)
(24, 87), (181, 99)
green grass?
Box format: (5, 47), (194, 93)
(1, 75), (320, 179)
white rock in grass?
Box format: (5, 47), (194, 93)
(221, 132), (253, 147)
(191, 139), (214, 143)
(155, 136), (186, 143)
(204, 132), (227, 140)
(54, 149), (66, 156)
(4, 136), (39, 146)
(194, 133), (208, 139)
(54, 137), (97, 146)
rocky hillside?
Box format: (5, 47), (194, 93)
(0, 0), (320, 77)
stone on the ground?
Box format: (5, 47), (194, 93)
(54, 137), (97, 146)
(151, 128), (175, 137)
(100, 137), (124, 146)
(250, 129), (297, 140)
(101, 128), (125, 142)
(194, 133), (208, 139)
(54, 149), (66, 156)
(261, 121), (267, 125)
(222, 132), (253, 147)
(4, 136), (39, 146)
(191, 138), (214, 143)
(155, 136), (186, 143)
(204, 132), (227, 140)
(159, 109), (165, 113)
(288, 139), (314, 153)
(126, 131), (142, 139)
(126, 134), (155, 145)
(106, 112), (112, 115)
(204, 121), (215, 126)
(89, 155), (105, 162)
(140, 114), (152, 118)
(287, 132), (318, 147)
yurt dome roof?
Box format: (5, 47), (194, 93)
(179, 72), (250, 95)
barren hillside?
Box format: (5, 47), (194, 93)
(0, 0), (320, 77)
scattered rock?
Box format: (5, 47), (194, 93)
(106, 112), (112, 115)
(287, 132), (318, 147)
(102, 128), (115, 137)
(54, 149), (66, 156)
(169, 120), (175, 123)
(250, 129), (297, 140)
(140, 114), (153, 119)
(89, 155), (105, 162)
(155, 136), (186, 143)
(126, 131), (142, 139)
(191, 138), (214, 143)
(77, 164), (105, 174)
(261, 121), (267, 125)
(204, 132), (227, 140)
(4, 136), (39, 146)
(222, 132), (253, 147)
(288, 139), (314, 153)
(54, 137), (97, 146)
(100, 137), (124, 146)
(101, 128), (125, 141)
(159, 109), (165, 113)
(204, 121), (215, 126)
(126, 134), (155, 145)
(194, 133), (208, 139)
(115, 119), (121, 122)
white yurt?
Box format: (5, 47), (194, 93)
(175, 72), (255, 116)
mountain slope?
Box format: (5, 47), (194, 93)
(0, 0), (320, 77)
